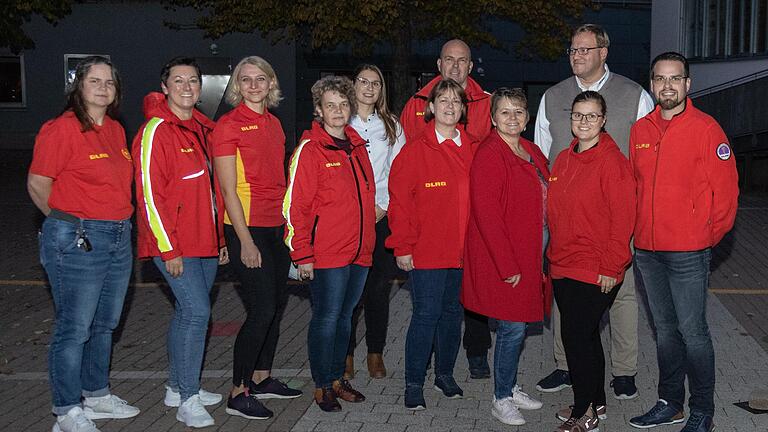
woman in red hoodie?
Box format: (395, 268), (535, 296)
(547, 91), (636, 432)
(387, 78), (478, 410)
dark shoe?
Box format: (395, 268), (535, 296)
(332, 378), (365, 402)
(611, 374), (639, 400)
(404, 385), (426, 410)
(629, 399), (685, 428)
(468, 353), (491, 379)
(367, 353), (387, 379)
(249, 377), (303, 399)
(433, 375), (463, 399)
(536, 369), (572, 393)
(314, 387), (341, 412)
(344, 355), (355, 380)
(225, 392), (273, 420)
(557, 404), (607, 421)
(680, 412), (714, 432)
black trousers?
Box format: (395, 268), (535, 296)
(348, 217), (398, 354)
(463, 310), (491, 358)
(225, 225), (291, 386)
(554, 277), (620, 418)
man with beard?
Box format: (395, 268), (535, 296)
(628, 52), (738, 432)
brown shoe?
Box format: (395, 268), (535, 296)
(343, 355), (355, 380)
(332, 378), (366, 403)
(314, 387), (341, 412)
(367, 353), (387, 379)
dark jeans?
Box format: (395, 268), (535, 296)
(349, 217), (398, 354)
(41, 217), (132, 415)
(635, 248), (714, 416)
(308, 265), (368, 388)
(225, 225), (291, 387)
(554, 277), (620, 418)
(463, 310), (491, 358)
(405, 269), (463, 387)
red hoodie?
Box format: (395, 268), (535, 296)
(547, 133), (636, 285)
(133, 92), (222, 260)
(630, 99), (738, 251)
(283, 122), (375, 268)
(400, 76), (491, 144)
(386, 122), (478, 268)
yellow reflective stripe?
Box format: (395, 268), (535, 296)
(283, 139), (310, 251)
(140, 118), (173, 253)
(226, 148), (250, 226)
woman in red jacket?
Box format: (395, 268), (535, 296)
(462, 88), (547, 426)
(387, 78), (478, 410)
(133, 57), (228, 429)
(547, 91), (636, 432)
(283, 75), (375, 412)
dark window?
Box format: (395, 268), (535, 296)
(0, 55), (25, 108)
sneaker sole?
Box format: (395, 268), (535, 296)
(164, 396), (222, 407)
(405, 404), (426, 411)
(515, 402), (543, 410)
(628, 417), (685, 429)
(492, 409), (526, 425)
(557, 413), (608, 422)
(614, 392), (639, 400)
(225, 407), (272, 420)
(433, 386), (462, 399)
(176, 412), (215, 428)
(536, 383), (572, 393)
(83, 408), (140, 420)
(252, 392), (303, 400)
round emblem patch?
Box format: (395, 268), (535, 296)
(716, 143), (731, 161)
(121, 148), (132, 161)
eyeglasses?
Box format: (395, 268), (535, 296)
(570, 112), (604, 122)
(356, 77), (382, 89)
(651, 75), (688, 85)
(566, 46), (603, 56)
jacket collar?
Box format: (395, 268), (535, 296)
(142, 91), (215, 131)
(302, 121), (367, 151)
(566, 131), (617, 163)
(415, 75), (490, 103)
(646, 97), (694, 129)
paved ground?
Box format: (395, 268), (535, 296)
(1, 149), (767, 432)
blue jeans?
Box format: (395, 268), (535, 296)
(405, 269), (463, 387)
(307, 264), (369, 388)
(41, 217), (132, 415)
(635, 248), (714, 416)
(153, 257), (218, 402)
(493, 320), (527, 399)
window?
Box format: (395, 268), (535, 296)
(684, 0), (768, 59)
(0, 55), (26, 108)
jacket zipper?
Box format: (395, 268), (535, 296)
(348, 152), (364, 263)
(310, 215), (319, 246)
(650, 122), (669, 252)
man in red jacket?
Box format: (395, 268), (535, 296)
(400, 39), (493, 379)
(628, 52), (738, 432)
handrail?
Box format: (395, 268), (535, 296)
(690, 69), (768, 98)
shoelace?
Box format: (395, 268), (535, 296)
(646, 401), (668, 417)
(685, 411), (705, 428)
(73, 412), (96, 428)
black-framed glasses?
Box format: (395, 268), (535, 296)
(570, 112), (604, 122)
(651, 75), (688, 85)
(566, 46), (602, 56)
(356, 76), (382, 89)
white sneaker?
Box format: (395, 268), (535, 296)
(52, 407), (100, 432)
(176, 395), (215, 428)
(511, 385), (543, 410)
(83, 394), (140, 420)
(164, 385), (222, 407)
(492, 396), (526, 425)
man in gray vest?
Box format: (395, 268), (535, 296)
(533, 23), (654, 400)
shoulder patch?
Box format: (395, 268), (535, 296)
(716, 143), (731, 161)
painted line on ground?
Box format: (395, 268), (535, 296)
(0, 368), (311, 381)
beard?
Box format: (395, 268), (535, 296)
(658, 95), (684, 111)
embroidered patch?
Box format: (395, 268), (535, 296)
(121, 148), (132, 161)
(716, 143), (731, 161)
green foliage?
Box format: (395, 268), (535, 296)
(0, 1), (73, 53)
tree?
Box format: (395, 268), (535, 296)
(167, 0), (595, 111)
(0, 1), (73, 54)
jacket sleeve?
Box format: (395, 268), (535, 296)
(703, 123), (739, 246)
(137, 119), (182, 261)
(282, 139), (318, 264)
(400, 97), (421, 145)
(386, 149), (418, 256)
(468, 146), (520, 280)
(599, 155), (637, 278)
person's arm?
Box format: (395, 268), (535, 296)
(283, 140), (319, 265)
(379, 120), (407, 212)
(703, 123), (739, 245)
(533, 93), (552, 158)
(598, 155), (637, 284)
(386, 148), (418, 263)
(637, 89), (655, 119)
(214, 155), (262, 268)
(27, 174), (53, 215)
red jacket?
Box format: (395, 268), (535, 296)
(630, 99), (738, 251)
(283, 122), (375, 268)
(461, 132), (551, 322)
(400, 76), (491, 144)
(547, 133), (636, 284)
(133, 92), (222, 260)
(386, 123), (478, 268)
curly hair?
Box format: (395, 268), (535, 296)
(311, 75), (356, 123)
(225, 56), (283, 108)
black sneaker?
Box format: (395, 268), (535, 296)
(611, 374), (639, 400)
(225, 392), (273, 420)
(433, 375), (463, 399)
(680, 411), (714, 432)
(249, 377), (303, 399)
(629, 399), (685, 428)
(467, 354), (491, 379)
(404, 385), (426, 410)
(536, 369), (572, 393)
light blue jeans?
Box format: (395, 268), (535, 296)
(153, 257), (218, 402)
(493, 321), (527, 399)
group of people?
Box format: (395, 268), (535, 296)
(28, 22), (738, 432)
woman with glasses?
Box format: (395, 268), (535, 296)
(29, 56), (139, 432)
(548, 91), (636, 432)
(345, 64), (405, 380)
(387, 78), (478, 410)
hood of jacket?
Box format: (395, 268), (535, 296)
(141, 91), (216, 130)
